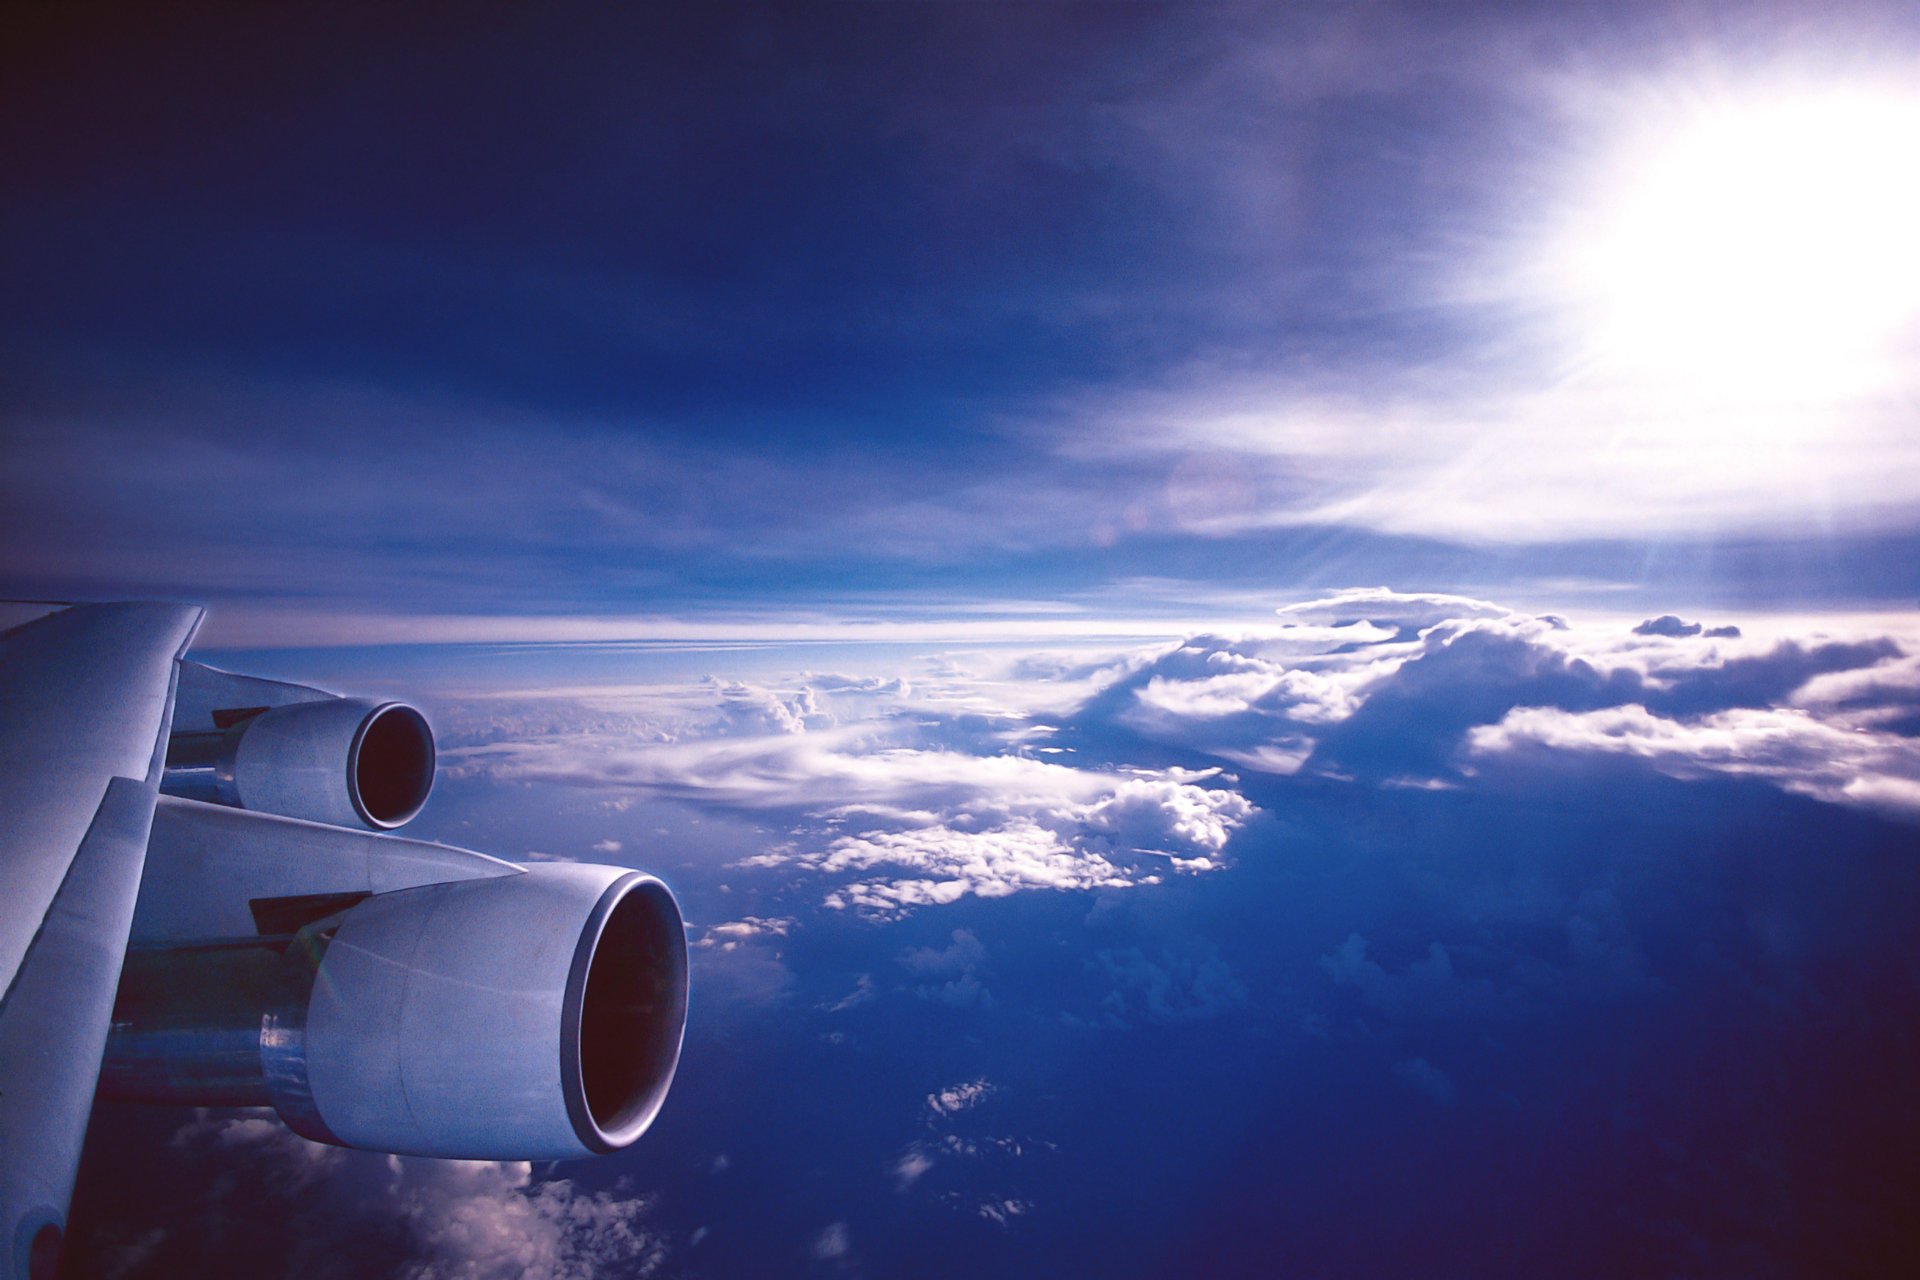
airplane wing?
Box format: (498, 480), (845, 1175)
(0, 602), (687, 1280)
(0, 602), (203, 1280)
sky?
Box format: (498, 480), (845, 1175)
(6, 2), (1920, 1278)
(6, 0), (1920, 637)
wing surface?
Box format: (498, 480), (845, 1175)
(0, 602), (202, 1280)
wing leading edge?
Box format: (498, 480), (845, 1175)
(0, 602), (203, 1280)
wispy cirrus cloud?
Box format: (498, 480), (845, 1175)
(1039, 359), (1920, 546)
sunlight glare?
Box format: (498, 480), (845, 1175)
(1565, 86), (1920, 397)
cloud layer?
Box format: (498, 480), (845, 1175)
(445, 671), (1256, 915)
(108, 1113), (671, 1280)
(1059, 591), (1918, 815)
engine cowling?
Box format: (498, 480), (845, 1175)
(164, 698), (435, 829)
(102, 863), (689, 1160)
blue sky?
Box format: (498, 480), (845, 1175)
(6, 1), (1920, 636)
(9, 3), (1920, 1277)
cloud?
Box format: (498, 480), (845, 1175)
(386, 1158), (667, 1280)
(167, 1112), (349, 1191)
(777, 788), (1249, 916)
(442, 588), (1917, 966)
(1084, 941), (1247, 1027)
(1063, 591), (1915, 809)
(1275, 587), (1512, 634)
(161, 1113), (669, 1280)
(449, 671), (1255, 915)
(892, 1149), (935, 1191)
(1320, 934), (1518, 1023)
(802, 673), (912, 697)
(891, 1074), (1045, 1226)
(1632, 614), (1743, 640)
(695, 916), (796, 949)
(1633, 614), (1701, 637)
(901, 930), (993, 1008)
(1042, 332), (1920, 545)
(456, 719), (1186, 817)
(810, 1222), (852, 1262)
(927, 1079), (993, 1119)
(706, 678), (828, 736)
(1794, 651), (1920, 734)
(823, 974), (877, 1013)
(1470, 704), (1920, 817)
(901, 930), (987, 978)
(687, 932), (795, 1013)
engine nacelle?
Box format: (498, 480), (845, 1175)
(164, 698), (435, 830)
(103, 863), (688, 1160)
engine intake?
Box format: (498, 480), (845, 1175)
(102, 863), (688, 1160)
(163, 698), (435, 830)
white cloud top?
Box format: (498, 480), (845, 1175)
(441, 589), (1917, 938)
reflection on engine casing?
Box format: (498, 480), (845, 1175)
(163, 698), (435, 830)
(103, 863), (688, 1160)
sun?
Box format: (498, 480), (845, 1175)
(1557, 83), (1920, 398)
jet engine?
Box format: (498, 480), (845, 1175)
(104, 828), (688, 1160)
(0, 610), (687, 1280)
(163, 697), (435, 830)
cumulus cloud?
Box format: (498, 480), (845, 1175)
(1793, 651), (1920, 735)
(810, 1222), (852, 1262)
(891, 1075), (1045, 1228)
(767, 777), (1251, 916)
(1063, 590), (1917, 810)
(1320, 934), (1518, 1023)
(706, 677), (828, 736)
(168, 1111), (348, 1190)
(449, 669), (1255, 915)
(695, 916), (795, 949)
(1082, 941), (1247, 1027)
(976, 1199), (1031, 1228)
(892, 1149), (936, 1191)
(386, 1158), (666, 1280)
(1633, 614), (1744, 639)
(901, 930), (992, 1008)
(1275, 587), (1512, 634)
(1633, 613), (1702, 637)
(687, 929), (795, 1013)
(161, 1113), (668, 1280)
(1470, 704), (1920, 816)
(441, 586), (1916, 955)
(927, 1079), (994, 1119)
(795, 823), (1128, 914)
(823, 974), (877, 1012)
